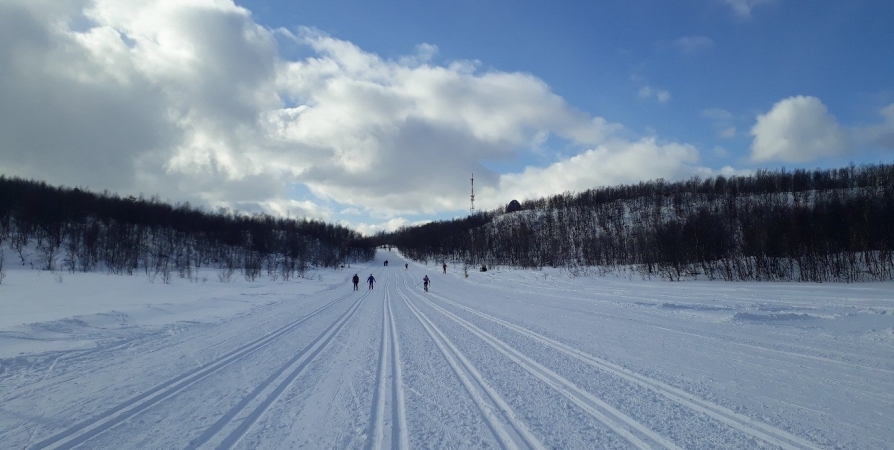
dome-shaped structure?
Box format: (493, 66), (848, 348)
(506, 199), (522, 213)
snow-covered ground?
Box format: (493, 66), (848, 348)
(1, 250), (892, 449)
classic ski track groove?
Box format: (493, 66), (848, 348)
(28, 291), (357, 450)
(369, 275), (409, 450)
(397, 278), (544, 450)
(188, 291), (367, 450)
(410, 282), (678, 450)
(428, 290), (823, 450)
(387, 282), (409, 450)
(483, 282), (894, 376)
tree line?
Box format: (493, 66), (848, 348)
(384, 163), (894, 282)
(0, 176), (375, 283)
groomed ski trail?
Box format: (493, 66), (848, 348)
(368, 274), (409, 450)
(422, 282), (822, 450)
(397, 275), (545, 450)
(27, 293), (357, 450)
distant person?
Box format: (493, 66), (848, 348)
(442, 262), (447, 274)
(367, 274), (376, 290)
(352, 273), (359, 291)
(384, 260), (388, 267)
(405, 263), (408, 270)
(423, 275), (430, 292)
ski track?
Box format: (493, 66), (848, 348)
(423, 289), (824, 450)
(3, 254), (890, 449)
(406, 277), (681, 450)
(185, 292), (366, 450)
(369, 275), (409, 450)
(472, 277), (894, 377)
(25, 292), (356, 450)
(398, 275), (545, 450)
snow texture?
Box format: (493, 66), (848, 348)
(1, 250), (892, 449)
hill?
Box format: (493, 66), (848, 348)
(0, 176), (375, 283)
(385, 163), (894, 282)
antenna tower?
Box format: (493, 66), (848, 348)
(470, 173), (475, 214)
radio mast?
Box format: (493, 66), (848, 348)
(470, 173), (475, 214)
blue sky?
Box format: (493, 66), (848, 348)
(2, 0), (893, 234)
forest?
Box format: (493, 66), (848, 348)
(384, 163), (894, 282)
(0, 177), (375, 283)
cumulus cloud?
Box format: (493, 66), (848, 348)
(496, 137), (710, 200)
(750, 96), (850, 163)
(701, 108), (738, 139)
(0, 0), (720, 233)
(716, 0), (777, 17)
(859, 104), (894, 149)
(638, 86), (671, 103)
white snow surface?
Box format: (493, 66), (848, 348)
(1, 250), (892, 449)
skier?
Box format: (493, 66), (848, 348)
(405, 263), (408, 270)
(442, 262), (447, 274)
(367, 274), (376, 290)
(352, 273), (359, 291)
(423, 275), (430, 292)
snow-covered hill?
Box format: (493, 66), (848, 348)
(1, 250), (892, 449)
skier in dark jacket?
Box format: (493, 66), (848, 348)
(423, 275), (430, 292)
(367, 274), (376, 290)
(352, 274), (359, 291)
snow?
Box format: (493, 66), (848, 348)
(1, 250), (892, 449)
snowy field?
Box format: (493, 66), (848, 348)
(1, 250), (892, 449)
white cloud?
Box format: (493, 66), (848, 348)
(701, 108), (738, 140)
(750, 96), (850, 163)
(719, 127), (737, 139)
(673, 36), (715, 55)
(638, 86), (671, 103)
(859, 104), (894, 149)
(496, 137), (716, 201)
(716, 0), (777, 18)
(0, 0), (723, 233)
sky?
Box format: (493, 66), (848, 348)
(2, 0), (893, 235)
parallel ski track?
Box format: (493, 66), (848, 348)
(187, 289), (368, 450)
(28, 291), (358, 450)
(408, 281), (680, 450)
(472, 279), (894, 376)
(426, 291), (823, 450)
(397, 277), (544, 450)
(368, 275), (409, 450)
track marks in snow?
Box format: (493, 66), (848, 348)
(411, 285), (680, 450)
(429, 292), (823, 450)
(186, 293), (367, 450)
(369, 278), (408, 450)
(27, 294), (354, 450)
(397, 279), (545, 450)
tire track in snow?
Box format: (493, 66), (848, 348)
(185, 290), (368, 450)
(368, 275), (409, 450)
(427, 292), (823, 450)
(28, 292), (357, 450)
(397, 278), (545, 450)
(409, 283), (680, 450)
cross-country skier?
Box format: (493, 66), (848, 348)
(367, 274), (376, 290)
(352, 273), (359, 291)
(423, 275), (430, 292)
(442, 263), (447, 274)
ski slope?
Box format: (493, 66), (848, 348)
(1, 250), (892, 449)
